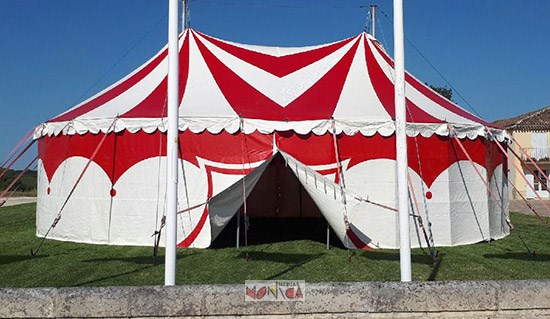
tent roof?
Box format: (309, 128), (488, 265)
(35, 29), (506, 141)
(493, 106), (550, 132)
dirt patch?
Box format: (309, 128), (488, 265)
(1, 197), (37, 207)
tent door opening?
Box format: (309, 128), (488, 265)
(210, 153), (342, 248)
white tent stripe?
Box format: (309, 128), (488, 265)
(180, 32), (239, 118)
(333, 35), (390, 120)
(195, 32), (359, 107)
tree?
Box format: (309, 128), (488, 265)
(426, 83), (453, 101)
(0, 168), (37, 192)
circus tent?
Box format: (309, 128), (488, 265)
(34, 29), (510, 249)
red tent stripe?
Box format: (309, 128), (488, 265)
(122, 32), (191, 118)
(346, 227), (371, 250)
(194, 33), (360, 121)
(364, 36), (438, 123)
(369, 38), (488, 125)
(196, 31), (358, 78)
(50, 48), (169, 122)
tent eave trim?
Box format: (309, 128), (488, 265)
(34, 118), (510, 142)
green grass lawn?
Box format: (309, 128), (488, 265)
(0, 203), (548, 288)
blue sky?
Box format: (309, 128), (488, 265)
(1, 0), (549, 167)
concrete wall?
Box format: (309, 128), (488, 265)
(1, 280), (549, 318)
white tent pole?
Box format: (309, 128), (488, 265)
(394, 0), (412, 282)
(165, 0), (181, 286)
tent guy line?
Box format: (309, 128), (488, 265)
(376, 6), (484, 120)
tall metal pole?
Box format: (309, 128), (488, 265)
(181, 0), (188, 31)
(370, 5), (377, 38)
(393, 0), (412, 282)
(165, 0), (180, 286)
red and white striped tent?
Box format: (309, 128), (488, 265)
(34, 30), (510, 249)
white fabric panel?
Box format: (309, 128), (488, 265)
(531, 133), (548, 160)
(108, 157), (169, 247)
(405, 166), (434, 249)
(488, 163), (510, 240)
(333, 36), (390, 120)
(36, 160), (50, 238)
(341, 158), (445, 249)
(195, 32), (357, 107)
(423, 176), (453, 247)
(36, 157), (112, 244)
(180, 33), (239, 118)
(340, 159), (399, 248)
(109, 158), (209, 247)
(448, 161), (490, 245)
(208, 157), (273, 241)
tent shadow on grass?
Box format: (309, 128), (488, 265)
(483, 252), (550, 262)
(0, 215), (35, 228)
(82, 252), (198, 265)
(236, 251), (323, 264)
(361, 251), (444, 281)
(0, 254), (46, 266)
(237, 251), (324, 280)
(362, 251), (435, 265)
(74, 265), (155, 287)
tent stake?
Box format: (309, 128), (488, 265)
(326, 222), (330, 250)
(236, 209), (240, 249)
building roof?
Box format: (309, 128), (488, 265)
(493, 106), (550, 131)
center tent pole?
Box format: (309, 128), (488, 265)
(165, 0), (182, 286)
(394, 0), (412, 282)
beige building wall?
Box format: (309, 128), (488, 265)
(508, 131), (550, 199)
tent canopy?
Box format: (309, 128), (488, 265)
(35, 29), (505, 140)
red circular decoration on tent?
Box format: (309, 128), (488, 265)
(425, 191), (432, 199)
(47, 187), (51, 195)
(110, 188), (117, 197)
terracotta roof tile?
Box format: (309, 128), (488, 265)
(493, 106), (550, 131)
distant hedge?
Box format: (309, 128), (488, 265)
(0, 168), (37, 192)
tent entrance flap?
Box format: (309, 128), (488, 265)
(208, 156), (274, 243)
(279, 151), (377, 249)
(210, 153), (343, 248)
